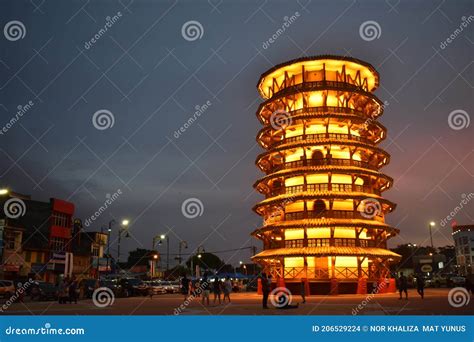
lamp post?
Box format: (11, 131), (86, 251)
(104, 219), (115, 275)
(429, 221), (435, 249)
(176, 240), (188, 265)
(157, 234), (169, 271)
(190, 246), (205, 277)
(117, 219), (130, 265)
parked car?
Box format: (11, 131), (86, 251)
(432, 273), (466, 287)
(120, 278), (148, 297)
(162, 281), (180, 294)
(100, 279), (122, 294)
(0, 280), (15, 298)
(30, 281), (58, 301)
(80, 278), (99, 298)
(145, 280), (167, 295)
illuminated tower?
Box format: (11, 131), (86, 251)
(251, 56), (401, 294)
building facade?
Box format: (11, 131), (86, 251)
(0, 191), (75, 283)
(452, 224), (474, 276)
(251, 56), (401, 294)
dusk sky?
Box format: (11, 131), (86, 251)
(1, 0), (472, 267)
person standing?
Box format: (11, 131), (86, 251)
(300, 280), (306, 303)
(181, 275), (190, 300)
(201, 276), (210, 306)
(212, 277), (222, 305)
(262, 273), (270, 309)
(398, 272), (408, 300)
(68, 276), (78, 304)
(223, 276), (232, 303)
(416, 274), (425, 299)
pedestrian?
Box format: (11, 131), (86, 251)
(194, 279), (201, 297)
(68, 276), (78, 304)
(416, 274), (425, 299)
(213, 277), (222, 305)
(58, 276), (68, 304)
(397, 272), (408, 300)
(261, 273), (270, 309)
(201, 276), (210, 306)
(300, 279), (306, 303)
(223, 276), (232, 303)
(181, 275), (190, 300)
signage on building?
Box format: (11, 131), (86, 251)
(421, 264), (433, 273)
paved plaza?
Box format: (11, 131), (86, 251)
(1, 289), (472, 316)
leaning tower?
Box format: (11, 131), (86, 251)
(251, 56), (400, 294)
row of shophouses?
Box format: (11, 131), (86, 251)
(0, 191), (111, 284)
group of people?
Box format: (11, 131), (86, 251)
(57, 275), (79, 304)
(180, 275), (233, 306)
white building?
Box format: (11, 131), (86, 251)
(452, 224), (474, 276)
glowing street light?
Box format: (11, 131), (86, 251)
(0, 189), (9, 195)
(429, 221), (436, 249)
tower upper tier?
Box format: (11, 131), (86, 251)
(257, 55), (380, 100)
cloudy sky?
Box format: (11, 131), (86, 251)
(0, 0), (472, 267)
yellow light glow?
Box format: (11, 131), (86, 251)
(0, 189), (9, 195)
(284, 257), (304, 268)
(334, 227), (355, 238)
(307, 228), (330, 238)
(121, 219), (130, 226)
(285, 229), (304, 240)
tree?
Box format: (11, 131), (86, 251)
(185, 252), (224, 271)
(126, 248), (157, 267)
(390, 244), (436, 269)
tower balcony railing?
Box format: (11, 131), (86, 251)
(271, 158), (379, 172)
(269, 80), (370, 99)
(282, 267), (369, 280)
(261, 106), (379, 126)
(264, 209), (384, 225)
(269, 132), (373, 148)
(270, 183), (381, 197)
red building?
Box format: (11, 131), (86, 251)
(0, 190), (75, 283)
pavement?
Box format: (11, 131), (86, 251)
(1, 288), (472, 315)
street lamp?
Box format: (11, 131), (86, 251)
(0, 189), (9, 195)
(176, 240), (188, 265)
(429, 221), (436, 249)
(104, 219), (115, 275)
(117, 219), (130, 265)
(190, 246), (205, 277)
(157, 234), (169, 271)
